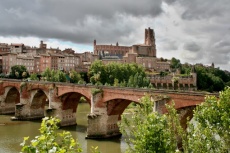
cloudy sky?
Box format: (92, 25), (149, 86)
(0, 0), (230, 71)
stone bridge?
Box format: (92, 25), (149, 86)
(0, 79), (217, 138)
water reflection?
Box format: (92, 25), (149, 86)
(0, 103), (126, 153)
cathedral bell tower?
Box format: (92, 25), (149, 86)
(144, 27), (156, 57)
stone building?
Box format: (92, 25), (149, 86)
(0, 41), (90, 75)
(94, 27), (169, 72)
(0, 43), (10, 52)
(10, 43), (25, 53)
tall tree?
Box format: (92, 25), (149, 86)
(10, 65), (28, 79)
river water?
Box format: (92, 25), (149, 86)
(0, 103), (127, 153)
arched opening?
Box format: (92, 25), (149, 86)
(177, 106), (196, 130)
(105, 99), (139, 137)
(60, 92), (90, 126)
(107, 99), (134, 120)
(30, 89), (48, 119)
(3, 87), (20, 114)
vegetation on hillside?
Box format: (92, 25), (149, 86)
(120, 87), (230, 152)
(170, 57), (230, 92)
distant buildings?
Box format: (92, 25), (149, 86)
(0, 27), (197, 90)
(0, 41), (98, 74)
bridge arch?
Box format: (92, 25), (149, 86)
(60, 92), (90, 112)
(30, 89), (48, 108)
(57, 86), (91, 101)
(29, 89), (49, 119)
(1, 86), (20, 114)
(58, 92), (91, 126)
(177, 105), (197, 130)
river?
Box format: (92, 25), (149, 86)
(0, 103), (127, 153)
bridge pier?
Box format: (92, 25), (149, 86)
(86, 91), (121, 138)
(87, 114), (121, 139)
(0, 96), (14, 114)
(14, 103), (44, 120)
(44, 89), (78, 126)
(45, 107), (77, 126)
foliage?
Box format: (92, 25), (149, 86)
(56, 70), (66, 82)
(0, 73), (6, 78)
(171, 76), (179, 84)
(79, 96), (87, 103)
(195, 65), (226, 92)
(42, 68), (52, 81)
(29, 74), (38, 81)
(120, 87), (230, 152)
(69, 70), (82, 83)
(187, 87), (230, 152)
(91, 88), (103, 96)
(22, 71), (28, 78)
(170, 57), (181, 70)
(20, 117), (82, 153)
(170, 57), (230, 92)
(42, 68), (66, 82)
(20, 82), (27, 91)
(10, 65), (28, 79)
(120, 95), (179, 153)
(88, 60), (150, 88)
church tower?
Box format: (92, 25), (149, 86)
(144, 27), (156, 57)
(145, 27), (155, 46)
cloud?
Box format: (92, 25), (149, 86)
(0, 0), (163, 45)
(174, 0), (230, 20)
(183, 42), (201, 52)
(0, 0), (230, 71)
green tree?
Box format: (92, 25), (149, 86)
(29, 74), (38, 81)
(42, 68), (52, 81)
(56, 70), (66, 82)
(89, 61), (149, 88)
(10, 65), (28, 79)
(120, 95), (178, 153)
(120, 87), (230, 152)
(20, 117), (82, 153)
(69, 70), (82, 83)
(187, 87), (230, 152)
(170, 57), (181, 70)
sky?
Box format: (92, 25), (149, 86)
(0, 0), (230, 71)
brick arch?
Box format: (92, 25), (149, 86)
(177, 106), (196, 129)
(3, 86), (20, 114)
(60, 92), (90, 113)
(30, 89), (48, 109)
(4, 86), (20, 101)
(106, 99), (138, 121)
(101, 89), (143, 105)
(57, 86), (91, 100)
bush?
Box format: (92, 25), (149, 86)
(20, 117), (82, 153)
